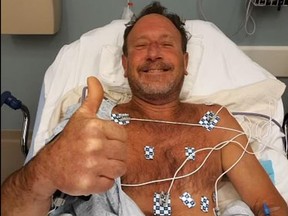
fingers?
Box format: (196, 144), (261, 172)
(103, 139), (127, 162)
(98, 160), (127, 180)
(81, 76), (104, 114)
(101, 120), (128, 142)
(94, 176), (115, 193)
(67, 160), (126, 195)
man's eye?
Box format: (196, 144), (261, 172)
(162, 43), (173, 47)
(136, 44), (147, 48)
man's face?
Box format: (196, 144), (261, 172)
(122, 14), (189, 104)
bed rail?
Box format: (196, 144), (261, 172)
(283, 113), (288, 158)
(1, 91), (30, 156)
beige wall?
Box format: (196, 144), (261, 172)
(1, 130), (31, 184)
(240, 46), (288, 77)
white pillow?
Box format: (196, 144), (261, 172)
(98, 20), (276, 100)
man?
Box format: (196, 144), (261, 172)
(2, 2), (288, 216)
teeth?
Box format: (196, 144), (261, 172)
(143, 69), (166, 73)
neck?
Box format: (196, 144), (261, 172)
(123, 96), (183, 120)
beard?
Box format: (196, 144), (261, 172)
(126, 60), (185, 103)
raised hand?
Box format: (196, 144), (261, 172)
(37, 76), (127, 196)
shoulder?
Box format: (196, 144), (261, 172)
(187, 103), (243, 135)
(183, 102), (235, 122)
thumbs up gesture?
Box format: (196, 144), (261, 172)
(36, 77), (127, 196)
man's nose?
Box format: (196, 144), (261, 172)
(147, 42), (162, 61)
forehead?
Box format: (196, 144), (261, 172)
(128, 14), (181, 41)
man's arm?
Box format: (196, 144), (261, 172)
(220, 108), (288, 216)
(1, 77), (127, 216)
(1, 151), (57, 216)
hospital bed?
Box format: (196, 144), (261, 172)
(25, 19), (288, 213)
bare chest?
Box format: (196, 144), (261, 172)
(123, 122), (222, 177)
(121, 122), (223, 215)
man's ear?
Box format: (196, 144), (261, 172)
(122, 55), (128, 77)
(184, 52), (189, 75)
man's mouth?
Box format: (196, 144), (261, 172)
(139, 62), (173, 73)
(142, 68), (170, 73)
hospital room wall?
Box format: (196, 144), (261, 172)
(1, 0), (288, 133)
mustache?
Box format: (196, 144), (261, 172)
(137, 61), (174, 72)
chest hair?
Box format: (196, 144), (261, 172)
(122, 122), (223, 194)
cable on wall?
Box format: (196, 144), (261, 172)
(244, 0), (257, 35)
(196, 0), (257, 37)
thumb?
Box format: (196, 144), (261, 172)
(81, 76), (104, 114)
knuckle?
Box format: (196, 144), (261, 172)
(114, 163), (127, 178)
(100, 179), (115, 192)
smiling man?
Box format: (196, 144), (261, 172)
(122, 13), (188, 104)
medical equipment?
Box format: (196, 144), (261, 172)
(26, 19), (288, 214)
(121, 0), (135, 20)
(252, 0), (288, 7)
(1, 91), (30, 156)
(247, 0), (288, 35)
